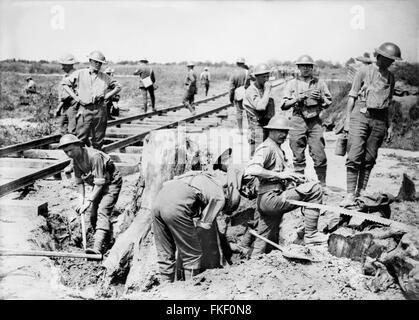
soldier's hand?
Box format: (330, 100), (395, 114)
(76, 201), (91, 215)
(264, 81), (272, 91)
(310, 89), (321, 100)
(386, 126), (394, 143)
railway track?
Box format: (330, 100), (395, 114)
(0, 79), (287, 198)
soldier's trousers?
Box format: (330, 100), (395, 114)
(76, 104), (107, 150)
(152, 180), (202, 279)
(253, 181), (323, 255)
(204, 82), (209, 96)
(346, 104), (387, 171)
(183, 89), (196, 113)
(86, 171), (122, 232)
(289, 116), (327, 172)
(59, 104), (78, 135)
(246, 112), (268, 156)
(140, 87), (155, 113)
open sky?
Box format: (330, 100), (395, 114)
(0, 0), (418, 64)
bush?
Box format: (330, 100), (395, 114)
(391, 62), (419, 87)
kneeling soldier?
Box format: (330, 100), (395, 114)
(244, 115), (328, 255)
(152, 169), (242, 283)
(58, 134), (122, 254)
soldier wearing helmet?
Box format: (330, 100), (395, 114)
(281, 55), (332, 193)
(152, 167), (242, 283)
(200, 67), (211, 97)
(133, 58), (157, 113)
(244, 115), (328, 254)
(58, 134), (122, 255)
(341, 42), (401, 207)
(55, 54), (79, 135)
(229, 57), (251, 135)
(183, 62), (198, 115)
(243, 63), (276, 156)
(25, 76), (37, 94)
(61, 50), (122, 150)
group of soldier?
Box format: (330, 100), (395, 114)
(53, 40), (401, 281)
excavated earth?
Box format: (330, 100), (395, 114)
(1, 86), (418, 300)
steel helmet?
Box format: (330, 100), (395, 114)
(187, 61), (195, 67)
(58, 53), (78, 65)
(253, 63), (271, 76)
(204, 67), (208, 71)
(264, 115), (294, 130)
(295, 55), (316, 65)
(88, 50), (107, 64)
(26, 76), (32, 80)
(236, 57), (246, 64)
(139, 58), (149, 63)
(58, 134), (82, 149)
(374, 42), (402, 61)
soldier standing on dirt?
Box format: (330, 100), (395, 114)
(25, 76), (37, 94)
(58, 134), (122, 255)
(243, 63), (275, 156)
(244, 115), (329, 255)
(340, 42), (401, 207)
(183, 62), (198, 115)
(200, 67), (211, 97)
(133, 59), (156, 113)
(62, 50), (121, 150)
(152, 169), (242, 283)
(104, 67), (120, 120)
(55, 54), (79, 135)
(229, 57), (250, 135)
(281, 55), (332, 193)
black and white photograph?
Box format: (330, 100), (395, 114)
(0, 0), (418, 305)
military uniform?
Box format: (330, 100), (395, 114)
(134, 65), (156, 113)
(243, 82), (275, 155)
(58, 71), (78, 134)
(152, 170), (239, 282)
(346, 63), (395, 195)
(73, 146), (122, 233)
(281, 77), (332, 184)
(229, 67), (250, 133)
(183, 69), (198, 113)
(62, 68), (121, 150)
(200, 70), (211, 96)
(245, 137), (324, 255)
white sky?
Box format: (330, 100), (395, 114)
(0, 0), (418, 64)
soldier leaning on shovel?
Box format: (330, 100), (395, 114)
(58, 134), (122, 254)
(152, 168), (242, 283)
(244, 115), (329, 256)
(340, 42), (401, 207)
(281, 55), (332, 194)
(61, 50), (121, 150)
(55, 54), (79, 135)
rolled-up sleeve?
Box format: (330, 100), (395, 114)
(198, 195), (225, 229)
(281, 81), (294, 107)
(246, 144), (270, 170)
(91, 155), (107, 186)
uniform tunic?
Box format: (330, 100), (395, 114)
(63, 68), (121, 150)
(245, 138), (323, 255)
(346, 64), (394, 171)
(281, 77), (332, 172)
(152, 171), (226, 277)
(73, 147), (122, 231)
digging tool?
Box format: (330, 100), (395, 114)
(286, 200), (411, 231)
(248, 229), (317, 262)
(78, 209), (87, 251)
(0, 248), (102, 260)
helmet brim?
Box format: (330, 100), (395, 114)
(374, 48), (402, 61)
(59, 61), (78, 65)
(88, 57), (107, 64)
(263, 125), (293, 130)
(58, 140), (82, 149)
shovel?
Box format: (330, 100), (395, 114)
(249, 229), (317, 262)
(76, 208), (87, 252)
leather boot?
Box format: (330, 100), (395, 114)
(86, 229), (107, 254)
(303, 208), (328, 245)
(356, 168), (372, 197)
